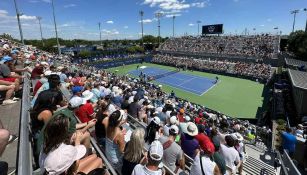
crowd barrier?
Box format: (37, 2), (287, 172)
(17, 76), (33, 175)
(276, 150), (301, 175)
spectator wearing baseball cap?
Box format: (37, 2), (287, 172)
(163, 116), (178, 137)
(75, 91), (96, 123)
(181, 122), (199, 159)
(190, 134), (220, 175)
(132, 141), (164, 175)
(177, 108), (185, 123)
(0, 56), (21, 91)
(159, 125), (185, 172)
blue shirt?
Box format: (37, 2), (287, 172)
(281, 132), (297, 153)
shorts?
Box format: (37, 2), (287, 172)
(0, 78), (16, 82)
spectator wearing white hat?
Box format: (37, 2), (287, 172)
(74, 90), (96, 123)
(181, 122), (199, 159)
(40, 114), (103, 175)
(163, 116), (178, 137)
(159, 125), (185, 173)
(232, 133), (245, 175)
(132, 141), (164, 175)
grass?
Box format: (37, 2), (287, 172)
(108, 63), (264, 119)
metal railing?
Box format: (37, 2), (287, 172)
(276, 150), (301, 175)
(17, 76), (33, 175)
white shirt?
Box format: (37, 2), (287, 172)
(132, 164), (162, 175)
(190, 153), (216, 175)
(220, 144), (240, 172)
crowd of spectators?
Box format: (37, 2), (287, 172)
(159, 35), (279, 59)
(0, 38), (275, 175)
(153, 54), (272, 81)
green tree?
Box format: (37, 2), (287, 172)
(287, 30), (307, 61)
(78, 50), (91, 58)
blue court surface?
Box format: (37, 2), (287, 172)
(129, 67), (217, 96)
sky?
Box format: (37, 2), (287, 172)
(0, 0), (306, 40)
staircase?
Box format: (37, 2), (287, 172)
(243, 156), (276, 175)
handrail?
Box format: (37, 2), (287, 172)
(17, 76), (33, 175)
(276, 150), (301, 175)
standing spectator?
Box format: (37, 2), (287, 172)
(181, 122), (199, 159)
(190, 137), (220, 175)
(281, 127), (297, 158)
(195, 124), (214, 154)
(159, 125), (185, 173)
(212, 137), (226, 175)
(145, 117), (162, 149)
(220, 135), (240, 174)
(132, 141), (164, 175)
(95, 101), (109, 147)
(128, 96), (141, 120)
(122, 128), (147, 175)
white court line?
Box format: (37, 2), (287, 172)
(158, 79), (204, 96)
(178, 77), (197, 86)
(199, 80), (221, 96)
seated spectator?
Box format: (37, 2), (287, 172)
(0, 56), (21, 92)
(159, 125), (185, 173)
(177, 109), (185, 123)
(181, 122), (199, 159)
(104, 110), (126, 172)
(95, 101), (109, 147)
(163, 116), (178, 137)
(190, 136), (220, 175)
(295, 124), (304, 138)
(40, 114), (103, 174)
(75, 91), (96, 123)
(122, 128), (147, 175)
(32, 88), (63, 134)
(232, 133), (245, 175)
(145, 117), (162, 149)
(0, 80), (17, 105)
(132, 140), (164, 175)
(281, 127), (297, 158)
(220, 135), (240, 174)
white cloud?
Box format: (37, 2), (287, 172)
(0, 10), (8, 15)
(124, 26), (128, 29)
(139, 19), (153, 24)
(188, 23), (195, 26)
(64, 4), (77, 8)
(165, 13), (181, 18)
(101, 29), (119, 35)
(19, 15), (37, 20)
(106, 20), (114, 24)
(266, 18), (272, 22)
(143, 0), (207, 11)
(260, 24), (265, 27)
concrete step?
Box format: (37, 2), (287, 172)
(243, 156), (276, 175)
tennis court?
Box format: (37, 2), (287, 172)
(129, 67), (217, 95)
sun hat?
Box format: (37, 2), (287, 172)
(44, 143), (86, 175)
(152, 117), (161, 125)
(184, 115), (191, 122)
(149, 141), (163, 161)
(69, 96), (86, 108)
(82, 90), (94, 101)
(232, 132), (244, 141)
(185, 122), (198, 136)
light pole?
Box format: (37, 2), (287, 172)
(13, 0), (24, 45)
(304, 8), (307, 32)
(291, 9), (299, 33)
(98, 22), (102, 46)
(155, 12), (163, 46)
(37, 16), (44, 46)
(139, 11), (144, 46)
(172, 15), (175, 37)
(51, 0), (61, 55)
(197, 20), (201, 36)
